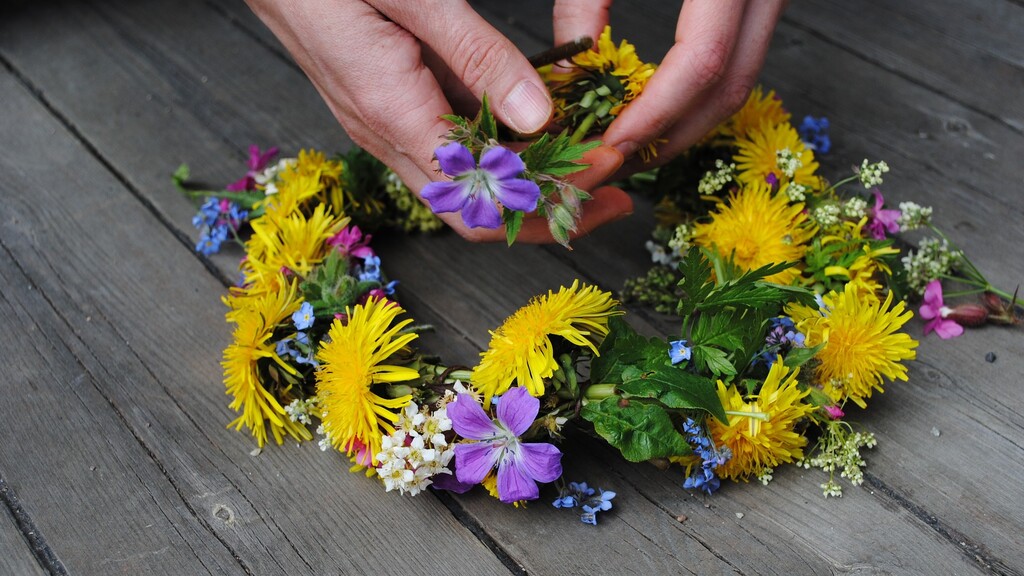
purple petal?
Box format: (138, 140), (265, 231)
(430, 464), (475, 494)
(918, 303), (939, 321)
(435, 142), (476, 177)
(934, 319), (964, 339)
(497, 456), (540, 502)
(517, 443), (562, 483)
(421, 181), (471, 214)
(448, 394), (498, 440)
(479, 146), (526, 180)
(461, 194), (502, 229)
(454, 442), (500, 485)
(496, 386), (539, 437)
(493, 178), (541, 213)
(923, 280), (944, 309)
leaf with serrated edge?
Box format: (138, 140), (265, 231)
(581, 398), (691, 462)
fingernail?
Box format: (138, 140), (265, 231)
(503, 80), (552, 134)
(613, 141), (638, 158)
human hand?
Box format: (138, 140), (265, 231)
(553, 0), (787, 174)
(245, 0), (632, 243)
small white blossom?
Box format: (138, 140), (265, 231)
(284, 397), (317, 425)
(667, 224), (692, 255)
(901, 237), (962, 295)
(783, 182), (809, 203)
(645, 240), (676, 266)
(843, 197), (868, 219)
(776, 148), (803, 179)
(857, 159), (890, 188)
(758, 468), (774, 486)
(897, 201), (933, 230)
(698, 159), (736, 194)
(373, 401), (455, 496)
(811, 203), (842, 228)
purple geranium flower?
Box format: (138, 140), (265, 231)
(866, 189), (901, 240)
(919, 280), (964, 339)
(227, 144), (279, 191)
(448, 386), (562, 502)
(421, 143), (541, 229)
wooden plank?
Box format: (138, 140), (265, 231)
(787, 0), (1024, 132)
(4, 0), (1022, 574)
(0, 493), (47, 576)
(0, 69), (512, 575)
(464, 2), (1024, 573)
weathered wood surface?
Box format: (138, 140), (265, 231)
(1, 0), (1022, 574)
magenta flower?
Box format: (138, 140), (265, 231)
(823, 405), (845, 420)
(227, 145), (279, 191)
(866, 189), (901, 240)
(919, 280), (964, 339)
(327, 224), (375, 259)
(421, 143), (541, 229)
(448, 386), (562, 502)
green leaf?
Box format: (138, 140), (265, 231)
(503, 209), (524, 246)
(618, 364), (726, 423)
(581, 398), (691, 462)
(519, 130), (599, 178)
(693, 345), (737, 379)
(590, 317), (665, 384)
(478, 94), (498, 140)
(782, 343), (823, 368)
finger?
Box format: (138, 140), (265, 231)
(514, 186), (633, 243)
(552, 0), (613, 46)
(603, 0), (748, 158)
(609, 0), (786, 176)
(371, 0), (553, 135)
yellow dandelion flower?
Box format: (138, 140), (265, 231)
(787, 283), (918, 408)
(691, 182), (815, 285)
(735, 120), (819, 187)
(715, 86), (791, 142)
(222, 279), (312, 447)
(258, 149), (344, 218)
(471, 281), (621, 403)
(241, 204), (347, 294)
(547, 26), (656, 156)
(316, 297), (419, 466)
(709, 361), (814, 481)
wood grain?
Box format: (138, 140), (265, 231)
(1, 0), (1022, 573)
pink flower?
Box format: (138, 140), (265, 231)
(327, 225), (375, 259)
(919, 280), (964, 339)
(227, 145), (279, 191)
(866, 189), (901, 240)
(823, 405), (845, 419)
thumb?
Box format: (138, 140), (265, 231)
(375, 0), (553, 135)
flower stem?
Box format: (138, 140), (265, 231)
(584, 383), (617, 401)
(569, 112), (598, 145)
(725, 409), (769, 422)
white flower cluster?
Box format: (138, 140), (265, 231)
(783, 182), (810, 203)
(897, 201), (933, 231)
(901, 237), (963, 295)
(645, 240), (676, 266)
(775, 148), (803, 179)
(668, 223), (692, 255)
(285, 397), (318, 425)
(375, 402), (454, 496)
(858, 159), (889, 188)
(843, 196), (868, 219)
(256, 158), (295, 196)
(698, 159), (736, 194)
(811, 203), (842, 228)
(800, 425), (877, 498)
(757, 468), (774, 486)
